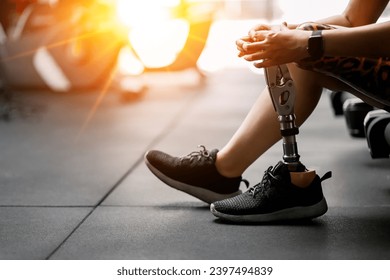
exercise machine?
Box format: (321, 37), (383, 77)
(0, 0), (125, 92)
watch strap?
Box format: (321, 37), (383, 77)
(312, 30), (322, 38)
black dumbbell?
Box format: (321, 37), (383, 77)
(364, 110), (390, 158)
(343, 98), (373, 138)
(329, 91), (355, 116)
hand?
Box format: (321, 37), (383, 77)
(236, 23), (275, 57)
(236, 23), (310, 68)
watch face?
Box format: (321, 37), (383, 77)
(308, 30), (323, 59)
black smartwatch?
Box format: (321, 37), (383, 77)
(307, 30), (324, 60)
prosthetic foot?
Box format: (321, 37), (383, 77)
(265, 65), (316, 187)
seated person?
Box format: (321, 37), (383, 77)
(145, 0), (390, 223)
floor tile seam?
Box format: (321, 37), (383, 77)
(98, 204), (206, 208)
(45, 207), (95, 260)
(0, 205), (93, 208)
(97, 204), (390, 208)
(45, 88), (201, 260)
(328, 205), (390, 208)
(43, 150), (147, 259)
(93, 92), (201, 208)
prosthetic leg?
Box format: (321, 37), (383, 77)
(265, 65), (316, 186)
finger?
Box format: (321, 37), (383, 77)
(281, 22), (289, 31)
(240, 35), (252, 42)
(253, 59), (275, 68)
(236, 44), (250, 54)
(248, 23), (271, 36)
(236, 36), (252, 49)
(251, 30), (277, 43)
(235, 39), (246, 52)
(242, 41), (264, 53)
(243, 41), (267, 53)
(236, 38), (251, 47)
(243, 51), (268, 61)
(249, 30), (269, 41)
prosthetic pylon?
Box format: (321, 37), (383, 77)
(265, 65), (304, 172)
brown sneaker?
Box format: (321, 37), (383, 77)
(145, 145), (248, 204)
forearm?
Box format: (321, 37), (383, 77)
(314, 14), (353, 27)
(286, 14), (353, 30)
(287, 0), (389, 29)
(323, 21), (390, 58)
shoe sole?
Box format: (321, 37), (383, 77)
(210, 197), (328, 223)
(145, 156), (242, 204)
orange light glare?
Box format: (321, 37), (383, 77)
(129, 19), (189, 68)
(117, 47), (144, 75)
(116, 0), (180, 28)
(115, 0), (190, 68)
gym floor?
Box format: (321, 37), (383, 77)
(0, 67), (389, 260)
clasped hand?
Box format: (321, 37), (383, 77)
(236, 23), (310, 68)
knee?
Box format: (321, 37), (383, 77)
(288, 63), (324, 89)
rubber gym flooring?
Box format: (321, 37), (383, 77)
(0, 68), (389, 260)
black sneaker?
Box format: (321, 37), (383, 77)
(144, 145), (248, 204)
(210, 161), (331, 223)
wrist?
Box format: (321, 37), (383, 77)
(296, 31), (312, 61)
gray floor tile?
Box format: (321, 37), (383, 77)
(50, 206), (390, 260)
(102, 163), (205, 206)
(0, 84), (196, 206)
(0, 207), (91, 259)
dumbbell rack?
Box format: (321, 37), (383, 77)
(331, 91), (390, 159)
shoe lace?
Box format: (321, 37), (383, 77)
(181, 145), (213, 162)
(248, 166), (281, 198)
